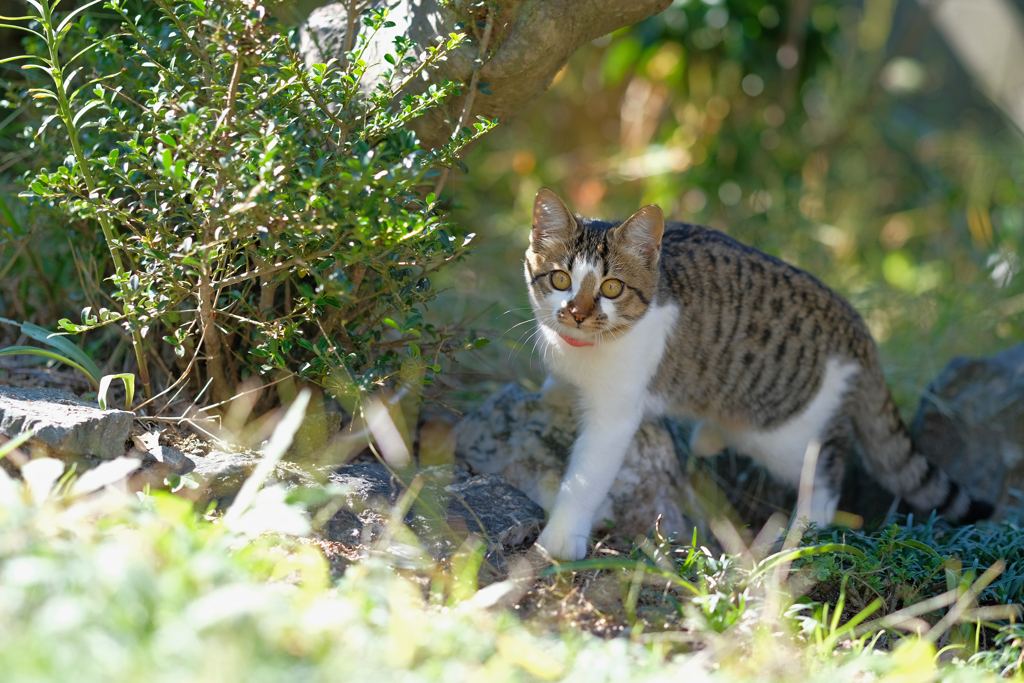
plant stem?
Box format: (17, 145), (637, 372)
(42, 0), (151, 400)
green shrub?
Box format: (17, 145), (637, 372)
(12, 0), (493, 404)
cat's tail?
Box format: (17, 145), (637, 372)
(848, 373), (993, 524)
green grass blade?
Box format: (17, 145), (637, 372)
(754, 543), (867, 578)
(56, 0), (105, 34)
(0, 23), (45, 39)
(832, 597), (884, 639)
(20, 321), (102, 383)
(0, 346), (97, 386)
(0, 430), (35, 459)
(0, 54), (38, 65)
(22, 0), (44, 17)
(98, 373), (135, 410)
(539, 557), (701, 595)
(894, 539), (942, 558)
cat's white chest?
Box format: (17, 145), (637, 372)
(539, 303), (679, 403)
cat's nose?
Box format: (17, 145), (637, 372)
(570, 308), (587, 324)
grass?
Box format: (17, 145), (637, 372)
(2, 414), (1023, 682)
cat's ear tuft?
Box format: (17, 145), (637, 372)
(613, 205), (664, 265)
(532, 188), (574, 247)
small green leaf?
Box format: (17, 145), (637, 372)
(98, 373), (135, 411)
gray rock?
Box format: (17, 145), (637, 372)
(190, 449), (321, 510)
(324, 462), (544, 570)
(455, 383), (699, 542)
(0, 385), (133, 460)
(142, 446), (195, 475)
(910, 341), (1024, 512)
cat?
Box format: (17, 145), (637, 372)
(525, 187), (993, 561)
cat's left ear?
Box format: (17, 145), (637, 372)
(613, 205), (664, 266)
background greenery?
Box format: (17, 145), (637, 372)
(434, 0), (1024, 412)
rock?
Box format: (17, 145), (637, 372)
(910, 342), (1024, 513)
(189, 449), (321, 510)
(142, 445), (195, 475)
(0, 385), (133, 460)
(455, 383), (699, 542)
(324, 462), (544, 570)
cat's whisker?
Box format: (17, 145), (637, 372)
(498, 307), (534, 317)
(507, 325), (542, 368)
(496, 317), (538, 342)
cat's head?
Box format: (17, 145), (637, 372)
(525, 188), (664, 346)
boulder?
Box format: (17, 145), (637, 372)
(454, 383), (900, 536)
(324, 462), (544, 571)
(189, 449), (321, 510)
(910, 341), (1024, 513)
(142, 445), (195, 475)
(0, 386), (133, 460)
(455, 383), (700, 542)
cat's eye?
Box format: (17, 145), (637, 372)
(550, 271), (571, 291)
(601, 279), (624, 298)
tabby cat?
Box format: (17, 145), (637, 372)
(525, 188), (992, 561)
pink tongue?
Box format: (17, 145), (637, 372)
(559, 333), (594, 347)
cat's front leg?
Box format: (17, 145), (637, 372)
(536, 396), (645, 561)
(540, 374), (576, 409)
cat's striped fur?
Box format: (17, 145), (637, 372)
(527, 188), (992, 561)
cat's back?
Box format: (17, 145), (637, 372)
(652, 222), (877, 426)
(657, 222), (868, 352)
(659, 222), (841, 307)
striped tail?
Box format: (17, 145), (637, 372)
(849, 374), (993, 524)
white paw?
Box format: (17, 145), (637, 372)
(689, 421), (727, 458)
(535, 524), (589, 561)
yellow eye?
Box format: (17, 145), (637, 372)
(601, 279), (623, 298)
(550, 271), (571, 291)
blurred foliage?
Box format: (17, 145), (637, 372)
(0, 440), (1019, 681)
(1, 0), (493, 408)
(440, 0), (1024, 409)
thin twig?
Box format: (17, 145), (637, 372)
(343, 0), (360, 64)
(195, 372), (296, 413)
(134, 317), (205, 412)
(99, 82), (152, 113)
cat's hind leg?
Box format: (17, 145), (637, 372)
(797, 416), (854, 529)
(689, 421), (728, 457)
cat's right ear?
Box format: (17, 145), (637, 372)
(532, 188), (574, 247)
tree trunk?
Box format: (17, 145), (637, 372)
(300, 0), (672, 152)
